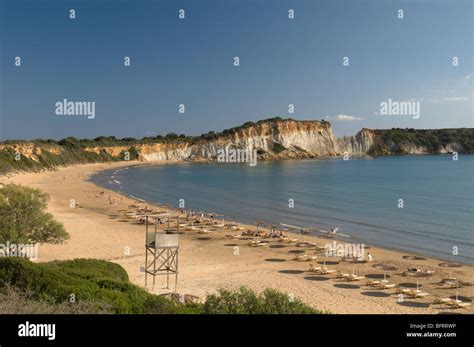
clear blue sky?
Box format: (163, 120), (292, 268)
(0, 0), (472, 140)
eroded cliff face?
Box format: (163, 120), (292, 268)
(84, 143), (195, 161)
(338, 129), (376, 156)
(0, 143), (63, 159)
(229, 120), (339, 155)
(189, 120), (341, 161)
(82, 119), (342, 162)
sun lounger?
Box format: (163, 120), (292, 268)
(402, 289), (429, 298)
(437, 296), (471, 309)
(296, 254), (317, 262)
(366, 278), (396, 289)
(309, 264), (336, 274)
(282, 238), (298, 243)
(444, 282), (460, 289)
(249, 240), (267, 247)
(378, 283), (396, 289)
(405, 268), (435, 277)
(413, 292), (429, 298)
(436, 298), (453, 304)
(346, 274), (365, 281)
(337, 272), (350, 279)
(438, 280), (462, 289)
(309, 264), (322, 272)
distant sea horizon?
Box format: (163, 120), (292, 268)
(91, 155), (474, 264)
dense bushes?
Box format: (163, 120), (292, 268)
(203, 287), (320, 314)
(374, 128), (474, 154)
(0, 258), (186, 314)
(0, 258), (320, 314)
(0, 284), (113, 314)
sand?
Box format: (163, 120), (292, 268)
(1, 161), (473, 314)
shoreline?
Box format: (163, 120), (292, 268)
(1, 161), (473, 314)
(91, 159), (473, 266)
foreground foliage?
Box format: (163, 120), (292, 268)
(0, 258), (322, 314)
(203, 287), (321, 314)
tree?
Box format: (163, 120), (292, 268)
(58, 137), (80, 148)
(0, 184), (69, 245)
(165, 133), (178, 140)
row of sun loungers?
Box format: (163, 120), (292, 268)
(310, 264), (470, 308)
(308, 262), (470, 308)
(230, 227), (471, 310)
(128, 209), (471, 311)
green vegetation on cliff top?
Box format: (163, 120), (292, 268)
(0, 118), (472, 173)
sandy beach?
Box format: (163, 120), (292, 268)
(1, 161), (473, 314)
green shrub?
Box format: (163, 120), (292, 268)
(0, 258), (177, 314)
(203, 287), (322, 314)
(0, 284), (113, 314)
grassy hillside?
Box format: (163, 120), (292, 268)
(0, 258), (321, 314)
(0, 138), (137, 174)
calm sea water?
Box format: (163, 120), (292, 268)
(91, 156), (474, 263)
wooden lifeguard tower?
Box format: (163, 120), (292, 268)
(144, 216), (179, 290)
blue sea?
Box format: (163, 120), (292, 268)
(91, 155), (474, 263)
